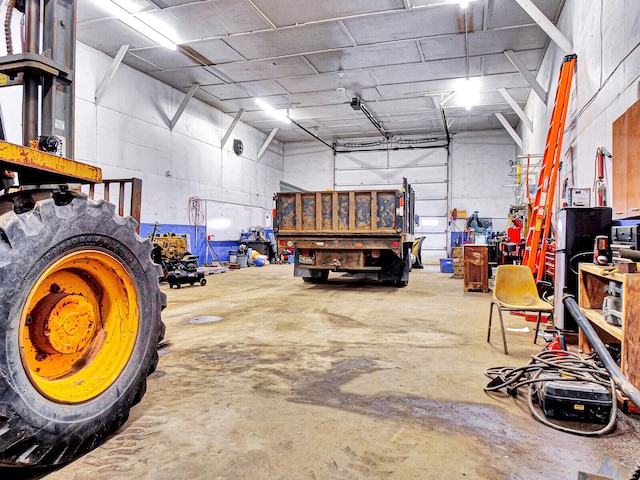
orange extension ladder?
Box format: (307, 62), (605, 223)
(522, 54), (577, 281)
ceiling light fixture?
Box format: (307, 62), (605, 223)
(336, 70), (346, 95)
(454, 1), (480, 110)
(92, 0), (177, 50)
(255, 98), (291, 124)
(456, 77), (480, 110)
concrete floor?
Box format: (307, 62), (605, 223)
(30, 265), (640, 478)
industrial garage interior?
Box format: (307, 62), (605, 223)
(0, 0), (640, 479)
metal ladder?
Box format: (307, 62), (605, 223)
(522, 54), (577, 281)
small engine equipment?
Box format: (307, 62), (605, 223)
(149, 227), (206, 288)
(165, 254), (206, 289)
(36, 135), (60, 153)
(593, 235), (610, 265)
(611, 224), (640, 263)
(603, 281), (622, 326)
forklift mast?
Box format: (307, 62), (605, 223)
(0, 0), (99, 184)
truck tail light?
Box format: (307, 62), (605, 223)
(279, 240), (285, 247)
(392, 241), (399, 248)
(301, 249), (310, 257)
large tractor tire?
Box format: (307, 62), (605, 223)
(0, 190), (166, 467)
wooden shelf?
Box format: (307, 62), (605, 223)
(581, 308), (622, 340)
(578, 263), (640, 389)
(579, 263), (626, 283)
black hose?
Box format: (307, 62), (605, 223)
(485, 350), (617, 436)
(563, 294), (640, 410)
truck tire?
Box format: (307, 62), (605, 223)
(302, 271), (329, 283)
(0, 191), (165, 467)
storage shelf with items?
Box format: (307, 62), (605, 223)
(578, 263), (640, 391)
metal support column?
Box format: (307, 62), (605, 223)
(22, 0), (40, 146)
(42, 0), (76, 158)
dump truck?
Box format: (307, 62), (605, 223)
(273, 179), (415, 286)
(0, 1), (165, 467)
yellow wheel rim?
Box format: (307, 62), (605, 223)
(19, 250), (139, 403)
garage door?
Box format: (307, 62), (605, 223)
(334, 147), (448, 264)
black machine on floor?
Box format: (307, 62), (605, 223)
(166, 254), (206, 288)
(536, 376), (613, 424)
(151, 246), (206, 288)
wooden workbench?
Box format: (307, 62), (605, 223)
(578, 263), (640, 390)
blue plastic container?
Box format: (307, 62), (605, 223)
(440, 258), (454, 273)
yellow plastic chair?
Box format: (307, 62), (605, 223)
(487, 265), (554, 354)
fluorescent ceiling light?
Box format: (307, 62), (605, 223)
(456, 77), (480, 110)
(255, 98), (291, 124)
(92, 0), (177, 50)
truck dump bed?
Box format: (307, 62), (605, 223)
(275, 189), (406, 236)
(273, 180), (415, 285)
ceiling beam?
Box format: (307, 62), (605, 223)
(247, 0), (277, 29)
(170, 83), (199, 130)
(497, 87), (533, 132)
(494, 113), (523, 149)
(257, 128), (279, 160)
(95, 44), (129, 106)
(504, 49), (547, 105)
(338, 20), (358, 47)
(513, 0), (573, 53)
(221, 109), (245, 148)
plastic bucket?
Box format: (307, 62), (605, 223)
(237, 254), (248, 268)
(229, 250), (238, 264)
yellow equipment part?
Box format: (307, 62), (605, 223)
(154, 233), (188, 259)
(19, 250), (139, 403)
(0, 140), (102, 184)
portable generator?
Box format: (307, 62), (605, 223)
(536, 377), (613, 423)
